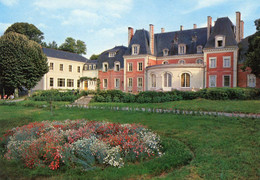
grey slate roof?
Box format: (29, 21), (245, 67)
(238, 36), (250, 64)
(85, 60), (97, 64)
(125, 29), (151, 55)
(205, 17), (237, 48)
(42, 48), (88, 62)
(97, 46), (127, 69)
(154, 27), (208, 56)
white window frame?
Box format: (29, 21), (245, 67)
(137, 62), (143, 71)
(209, 75), (217, 87)
(115, 78), (120, 89)
(215, 35), (225, 48)
(67, 79), (74, 88)
(50, 78), (54, 87)
(89, 65), (92, 70)
(128, 78), (133, 88)
(151, 74), (156, 88)
(247, 74), (256, 87)
(163, 48), (169, 56)
(137, 77), (143, 87)
(77, 80), (80, 88)
(49, 62), (54, 70)
(128, 63), (133, 72)
(197, 45), (203, 53)
(109, 52), (116, 57)
(103, 79), (108, 89)
(58, 78), (65, 87)
(181, 73), (191, 88)
(132, 44), (140, 55)
(223, 75), (231, 87)
(163, 72), (172, 87)
(59, 64), (63, 71)
(93, 64), (96, 70)
(178, 44), (186, 55)
(162, 61), (169, 64)
(77, 66), (80, 73)
(69, 65), (72, 72)
(196, 59), (203, 64)
(114, 62), (120, 72)
(223, 56), (231, 68)
(103, 62), (108, 72)
(209, 57), (217, 68)
(178, 60), (185, 64)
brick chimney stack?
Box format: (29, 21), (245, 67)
(180, 25), (183, 31)
(161, 28), (165, 33)
(128, 27), (134, 46)
(149, 24), (154, 55)
(193, 24), (197, 29)
(207, 16), (212, 40)
(236, 11), (241, 42)
(240, 20), (244, 40)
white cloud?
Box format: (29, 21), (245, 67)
(95, 26), (126, 38)
(0, 22), (11, 34)
(37, 23), (47, 29)
(0, 0), (19, 6)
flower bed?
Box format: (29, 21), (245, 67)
(1, 120), (162, 170)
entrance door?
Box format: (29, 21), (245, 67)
(84, 81), (88, 90)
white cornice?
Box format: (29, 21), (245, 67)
(156, 54), (203, 60)
(203, 46), (238, 53)
(123, 54), (150, 59)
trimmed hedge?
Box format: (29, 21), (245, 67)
(31, 90), (80, 102)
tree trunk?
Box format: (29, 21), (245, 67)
(28, 89), (32, 97)
(15, 88), (19, 98)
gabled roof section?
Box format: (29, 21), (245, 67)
(154, 27), (208, 56)
(205, 17), (237, 48)
(43, 48), (88, 62)
(125, 29), (151, 55)
(97, 46), (127, 69)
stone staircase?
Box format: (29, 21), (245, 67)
(72, 95), (94, 106)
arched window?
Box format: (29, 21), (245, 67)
(164, 73), (172, 87)
(163, 61), (169, 64)
(151, 74), (156, 87)
(179, 60), (185, 64)
(181, 73), (190, 87)
(196, 59), (203, 64)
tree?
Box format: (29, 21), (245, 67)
(5, 22), (44, 44)
(59, 37), (87, 55)
(90, 54), (100, 60)
(243, 19), (260, 77)
(0, 32), (49, 95)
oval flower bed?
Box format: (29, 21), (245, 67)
(2, 120), (162, 170)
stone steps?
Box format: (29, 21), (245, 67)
(72, 95), (94, 105)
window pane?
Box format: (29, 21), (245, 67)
(168, 74), (172, 87)
(224, 76), (230, 87)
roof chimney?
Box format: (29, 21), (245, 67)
(161, 28), (165, 33)
(193, 24), (197, 29)
(236, 11), (241, 42)
(207, 16), (212, 40)
(128, 27), (134, 46)
(240, 20), (244, 40)
(149, 24), (154, 55)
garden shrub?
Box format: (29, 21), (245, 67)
(31, 90), (80, 102)
(2, 120), (162, 171)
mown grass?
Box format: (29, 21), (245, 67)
(90, 98), (260, 114)
(0, 105), (259, 179)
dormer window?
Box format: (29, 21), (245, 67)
(114, 62), (120, 71)
(215, 35), (225, 48)
(132, 44), (140, 55)
(93, 65), (96, 70)
(197, 45), (203, 53)
(103, 62), (108, 72)
(109, 52), (116, 57)
(163, 48), (169, 56)
(178, 44), (186, 55)
(179, 60), (185, 64)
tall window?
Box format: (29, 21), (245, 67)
(103, 63), (108, 72)
(223, 57), (231, 68)
(93, 65), (96, 70)
(247, 74), (256, 87)
(215, 35), (225, 48)
(58, 78), (65, 87)
(69, 65), (72, 72)
(77, 66), (80, 73)
(181, 73), (190, 87)
(89, 65), (92, 70)
(103, 79), (108, 88)
(49, 63), (54, 70)
(138, 62), (143, 71)
(60, 64), (63, 71)
(128, 63), (133, 72)
(132, 44), (140, 55)
(67, 79), (74, 87)
(115, 78), (120, 88)
(197, 46), (203, 53)
(209, 57), (217, 68)
(50, 78), (54, 87)
(137, 77), (143, 87)
(178, 44), (186, 54)
(209, 75), (216, 87)
(151, 74), (156, 87)
(128, 78), (133, 87)
(223, 75), (230, 87)
(115, 63), (120, 71)
(164, 73), (172, 87)
(77, 80), (80, 88)
(163, 49), (169, 56)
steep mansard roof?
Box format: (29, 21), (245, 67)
(205, 17), (237, 48)
(154, 27), (208, 56)
(125, 29), (151, 55)
(96, 46), (127, 69)
(42, 48), (88, 62)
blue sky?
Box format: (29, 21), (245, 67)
(0, 0), (259, 58)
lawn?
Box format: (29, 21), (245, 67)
(0, 104), (259, 179)
(89, 98), (260, 114)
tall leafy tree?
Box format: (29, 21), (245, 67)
(59, 37), (87, 55)
(5, 22), (44, 43)
(0, 32), (48, 95)
(243, 19), (260, 77)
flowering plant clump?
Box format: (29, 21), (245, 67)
(2, 120), (162, 170)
